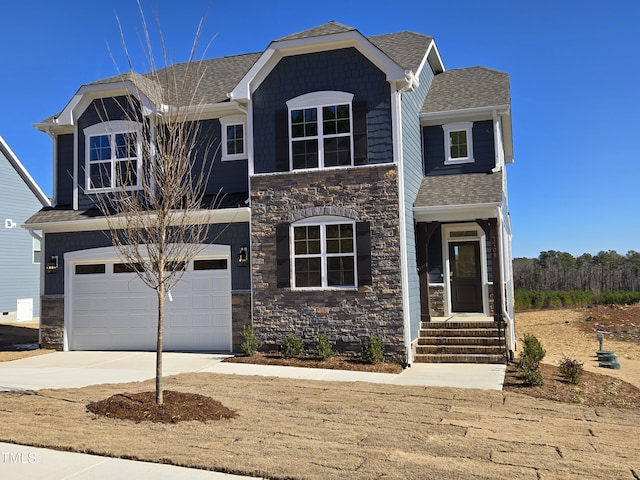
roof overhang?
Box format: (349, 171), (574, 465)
(230, 30), (408, 102)
(414, 203), (501, 223)
(23, 207), (251, 233)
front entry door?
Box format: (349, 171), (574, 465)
(449, 241), (483, 313)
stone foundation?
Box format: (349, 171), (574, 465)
(40, 295), (64, 350)
(231, 291), (252, 352)
(428, 285), (445, 317)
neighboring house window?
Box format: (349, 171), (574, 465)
(286, 92), (354, 170)
(275, 218), (372, 289)
(220, 114), (246, 161)
(84, 121), (142, 191)
(443, 122), (474, 165)
(33, 238), (41, 264)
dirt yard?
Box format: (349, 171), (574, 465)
(1, 307), (639, 478)
(515, 305), (640, 388)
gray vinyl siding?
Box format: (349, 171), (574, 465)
(191, 120), (248, 195)
(252, 48), (393, 173)
(56, 134), (74, 207)
(423, 120), (495, 175)
(0, 150), (45, 316)
(43, 222), (250, 295)
(401, 65), (434, 345)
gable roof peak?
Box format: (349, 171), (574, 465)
(276, 21), (357, 41)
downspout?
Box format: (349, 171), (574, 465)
(497, 209), (515, 361)
(395, 71), (418, 366)
(491, 109), (501, 173)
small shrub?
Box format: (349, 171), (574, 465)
(315, 333), (335, 361)
(361, 335), (384, 364)
(281, 335), (304, 359)
(240, 326), (260, 356)
(519, 366), (544, 386)
(518, 334), (546, 386)
(558, 357), (584, 384)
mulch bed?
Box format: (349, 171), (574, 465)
(503, 362), (640, 409)
(224, 352), (404, 374)
(86, 390), (237, 423)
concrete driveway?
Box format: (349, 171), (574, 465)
(0, 351), (505, 391)
(0, 351), (229, 391)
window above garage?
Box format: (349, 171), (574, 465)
(83, 120), (142, 192)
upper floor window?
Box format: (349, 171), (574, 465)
(287, 92), (354, 170)
(84, 121), (142, 191)
(443, 122), (474, 165)
(220, 114), (246, 161)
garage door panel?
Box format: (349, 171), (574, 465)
(70, 253), (232, 352)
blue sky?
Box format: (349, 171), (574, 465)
(1, 0), (638, 259)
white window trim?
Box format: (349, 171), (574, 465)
(443, 121), (474, 165)
(286, 91), (354, 171)
(220, 114), (246, 161)
(83, 120), (142, 193)
(291, 215), (358, 290)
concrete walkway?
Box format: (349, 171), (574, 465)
(0, 352), (505, 479)
(0, 351), (506, 391)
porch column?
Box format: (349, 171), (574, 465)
(477, 219), (503, 323)
(416, 221), (439, 323)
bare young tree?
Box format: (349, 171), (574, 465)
(93, 6), (218, 404)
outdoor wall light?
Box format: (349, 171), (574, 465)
(46, 255), (59, 274)
(238, 247), (248, 267)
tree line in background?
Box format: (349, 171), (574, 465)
(514, 250), (640, 310)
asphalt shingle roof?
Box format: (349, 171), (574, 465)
(422, 67), (510, 113)
(368, 31), (433, 73)
(276, 21), (357, 41)
(414, 172), (503, 208)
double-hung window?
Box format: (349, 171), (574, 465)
(287, 92), (354, 170)
(220, 114), (246, 161)
(443, 121), (474, 165)
(84, 121), (142, 191)
(292, 218), (356, 288)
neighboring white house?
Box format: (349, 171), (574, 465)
(0, 136), (50, 321)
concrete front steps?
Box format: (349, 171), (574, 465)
(415, 319), (507, 364)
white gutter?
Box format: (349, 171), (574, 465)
(420, 104), (510, 124)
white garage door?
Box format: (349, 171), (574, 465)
(65, 245), (232, 352)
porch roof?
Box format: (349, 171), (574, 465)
(414, 171), (503, 208)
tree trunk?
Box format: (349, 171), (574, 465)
(156, 281), (165, 405)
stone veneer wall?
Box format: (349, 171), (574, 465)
(428, 285), (445, 317)
(250, 164), (405, 361)
(41, 295), (64, 350)
(231, 292), (252, 352)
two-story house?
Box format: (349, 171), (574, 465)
(1, 136), (50, 321)
(26, 21), (515, 365)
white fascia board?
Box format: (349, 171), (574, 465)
(54, 81), (158, 127)
(231, 31), (406, 101)
(420, 105), (510, 125)
(422, 40), (445, 76)
(65, 243), (230, 263)
(25, 207), (251, 233)
(0, 135), (50, 207)
(414, 203), (501, 223)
